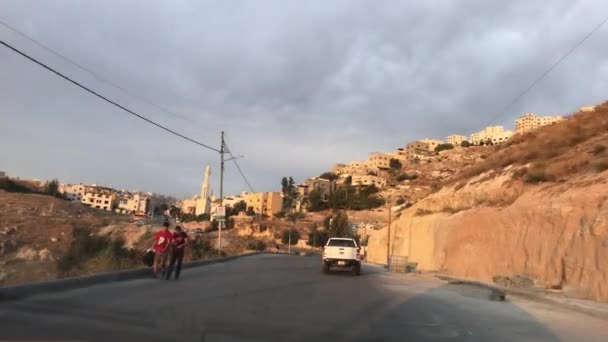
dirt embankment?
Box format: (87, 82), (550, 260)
(367, 104), (608, 302)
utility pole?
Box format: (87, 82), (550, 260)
(218, 131), (225, 256)
(386, 195), (391, 267)
(288, 229), (291, 254)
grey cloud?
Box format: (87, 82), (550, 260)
(1, 0), (607, 197)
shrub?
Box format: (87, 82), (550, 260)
(246, 239), (267, 251)
(319, 172), (338, 181)
(414, 208), (434, 216)
(395, 197), (406, 205)
(396, 173), (416, 182)
(434, 143), (454, 153)
(57, 228), (137, 276)
(274, 211), (286, 218)
(523, 168), (555, 183)
(461, 140), (471, 147)
(592, 145), (606, 155)
(0, 178), (33, 193)
(259, 224), (268, 232)
(389, 159), (402, 170)
(281, 229), (300, 245)
(592, 161), (608, 172)
(307, 230), (329, 247)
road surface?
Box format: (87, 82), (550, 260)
(1, 254), (607, 341)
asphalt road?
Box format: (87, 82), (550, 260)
(1, 254), (607, 341)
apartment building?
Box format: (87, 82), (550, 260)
(180, 198), (197, 215)
(59, 183), (85, 202)
(81, 185), (116, 211)
(390, 148), (408, 162)
(0, 171), (6, 178)
(446, 134), (467, 146)
(515, 113), (564, 134)
(222, 195), (246, 208)
(470, 126), (513, 145)
(579, 106), (595, 112)
(351, 175), (387, 189)
(367, 152), (392, 170)
(332, 161), (377, 177)
(243, 192), (283, 217)
(117, 192), (150, 215)
(406, 138), (443, 160)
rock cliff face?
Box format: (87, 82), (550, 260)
(367, 172), (608, 302)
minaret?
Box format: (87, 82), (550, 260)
(201, 165), (211, 199)
(196, 165), (212, 216)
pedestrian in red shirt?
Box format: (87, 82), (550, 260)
(151, 221), (173, 278)
(166, 226), (188, 280)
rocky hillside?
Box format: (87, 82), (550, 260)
(367, 102), (608, 302)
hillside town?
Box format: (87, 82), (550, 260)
(3, 108), (588, 223)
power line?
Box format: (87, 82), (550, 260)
(0, 39), (221, 153)
(485, 13), (608, 126)
(223, 138), (255, 193)
(0, 19), (191, 122)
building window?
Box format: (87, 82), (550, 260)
(105, 201), (109, 204)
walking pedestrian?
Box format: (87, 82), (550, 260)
(152, 221), (173, 278)
(166, 225), (188, 280)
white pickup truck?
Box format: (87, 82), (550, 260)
(322, 238), (361, 275)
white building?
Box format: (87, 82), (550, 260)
(59, 183), (85, 202)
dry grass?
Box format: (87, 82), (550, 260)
(446, 102), (608, 185)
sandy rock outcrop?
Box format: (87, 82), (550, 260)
(367, 172), (608, 302)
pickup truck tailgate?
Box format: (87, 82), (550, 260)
(324, 246), (357, 259)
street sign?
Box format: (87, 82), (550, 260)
(216, 206), (226, 217)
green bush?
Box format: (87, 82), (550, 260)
(57, 228), (137, 277)
(395, 197), (406, 205)
(0, 178), (33, 193)
(389, 159), (402, 170)
(246, 239), (267, 251)
(396, 173), (417, 182)
(281, 229), (300, 245)
(523, 168), (555, 183)
(461, 140), (471, 147)
(435, 143), (455, 153)
(307, 230), (329, 247)
(318, 172), (338, 180)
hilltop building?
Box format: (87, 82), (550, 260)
(470, 126), (513, 145)
(515, 113), (564, 134)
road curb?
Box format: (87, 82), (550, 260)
(435, 274), (608, 320)
(0, 252), (262, 302)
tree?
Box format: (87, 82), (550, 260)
(281, 229), (300, 245)
(434, 143), (454, 153)
(319, 172), (338, 181)
(246, 207), (255, 216)
(280, 176), (297, 212)
(159, 203), (170, 213)
(479, 141), (485, 146)
(45, 179), (60, 197)
(327, 211), (352, 238)
(307, 189), (327, 212)
(169, 205), (182, 218)
(485, 139), (493, 146)
(389, 158), (402, 170)
(307, 224), (329, 247)
(461, 140), (471, 148)
(344, 175), (352, 185)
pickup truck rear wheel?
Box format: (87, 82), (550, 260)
(323, 263), (330, 274)
(352, 263), (361, 276)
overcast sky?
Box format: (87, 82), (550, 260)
(1, 1), (607, 198)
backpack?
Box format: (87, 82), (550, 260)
(142, 250), (155, 267)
